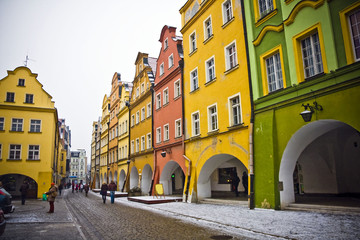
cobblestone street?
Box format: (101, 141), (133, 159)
(1, 189), (360, 240)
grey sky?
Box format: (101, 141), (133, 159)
(0, 0), (183, 159)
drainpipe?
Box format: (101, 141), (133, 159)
(241, 0), (255, 209)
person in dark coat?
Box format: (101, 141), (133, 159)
(58, 183), (63, 196)
(19, 180), (29, 205)
(242, 172), (248, 194)
(84, 183), (89, 197)
(100, 182), (108, 204)
(231, 172), (240, 197)
(108, 181), (117, 204)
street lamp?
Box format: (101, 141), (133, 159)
(300, 101), (323, 122)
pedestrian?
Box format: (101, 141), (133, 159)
(242, 172), (248, 194)
(19, 180), (29, 205)
(231, 172), (240, 197)
(80, 182), (84, 193)
(75, 183), (79, 193)
(108, 181), (117, 204)
(45, 183), (58, 213)
(58, 183), (63, 196)
(72, 182), (75, 193)
(84, 183), (89, 197)
(100, 182), (108, 204)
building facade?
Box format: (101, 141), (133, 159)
(129, 52), (156, 195)
(100, 95), (110, 184)
(0, 66), (59, 198)
(244, 0), (360, 209)
(70, 149), (87, 184)
(90, 119), (100, 189)
(180, 0), (252, 203)
(153, 25), (185, 196)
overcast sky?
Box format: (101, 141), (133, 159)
(0, 0), (183, 160)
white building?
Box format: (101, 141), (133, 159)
(70, 149), (87, 184)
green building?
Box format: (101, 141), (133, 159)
(244, 0), (360, 209)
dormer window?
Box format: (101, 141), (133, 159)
(18, 79), (25, 86)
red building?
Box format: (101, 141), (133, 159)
(153, 26), (185, 196)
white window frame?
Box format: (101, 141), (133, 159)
(203, 15), (212, 40)
(0, 117), (5, 131)
(222, 0), (233, 24)
(136, 87), (140, 97)
(131, 115), (135, 127)
(136, 111), (140, 124)
(141, 136), (145, 151)
(265, 52), (284, 92)
(131, 140), (134, 154)
(156, 127), (162, 144)
(141, 82), (145, 93)
(160, 62), (164, 76)
(164, 38), (168, 50)
(163, 88), (169, 105)
(147, 102), (151, 117)
(190, 67), (199, 92)
(9, 144), (21, 160)
(207, 103), (218, 132)
(301, 32), (324, 79)
(168, 54), (174, 69)
(141, 107), (145, 121)
(147, 133), (152, 149)
(258, 0), (274, 18)
(205, 56), (216, 83)
(192, 111), (200, 137)
(224, 40), (238, 71)
(11, 118), (23, 132)
(136, 138), (139, 153)
(163, 124), (169, 141)
(189, 30), (197, 53)
(228, 93), (242, 126)
(125, 120), (128, 132)
(175, 118), (182, 138)
(28, 145), (39, 160)
(174, 79), (181, 98)
(25, 94), (34, 104)
(156, 93), (161, 109)
(348, 9), (360, 61)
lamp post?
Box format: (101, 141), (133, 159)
(300, 101), (323, 122)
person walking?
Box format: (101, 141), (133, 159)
(231, 172), (240, 197)
(84, 183), (89, 197)
(58, 183), (63, 196)
(242, 172), (248, 194)
(100, 182), (108, 204)
(108, 181), (117, 204)
(19, 180), (29, 205)
(72, 182), (75, 193)
(45, 183), (58, 213)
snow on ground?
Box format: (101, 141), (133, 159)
(92, 192), (360, 239)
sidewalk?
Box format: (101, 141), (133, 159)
(93, 191), (360, 240)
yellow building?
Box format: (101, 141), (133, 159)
(116, 82), (132, 192)
(0, 66), (59, 198)
(180, 0), (252, 203)
(129, 52), (156, 195)
(100, 95), (110, 184)
(90, 120), (100, 189)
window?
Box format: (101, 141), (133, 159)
(340, 5), (360, 64)
(6, 92), (15, 102)
(225, 41), (237, 70)
(9, 144), (21, 160)
(136, 111), (139, 124)
(125, 120), (128, 132)
(147, 133), (151, 149)
(190, 31), (197, 53)
(141, 136), (145, 151)
(204, 16), (212, 40)
(163, 88), (169, 105)
(136, 87), (140, 98)
(131, 115), (135, 127)
(164, 38), (168, 50)
(156, 93), (161, 109)
(156, 127), (161, 144)
(0, 144), (2, 159)
(174, 79), (181, 98)
(147, 103), (151, 117)
(164, 124), (169, 141)
(301, 32), (323, 79)
(141, 83), (145, 93)
(258, 0), (274, 18)
(205, 56), (216, 83)
(28, 145), (40, 160)
(349, 9), (360, 61)
(30, 119), (41, 132)
(190, 68), (199, 92)
(131, 140), (134, 154)
(18, 79), (25, 86)
(175, 119), (182, 138)
(229, 94), (241, 126)
(11, 118), (23, 131)
(25, 94), (33, 103)
(168, 54), (174, 68)
(136, 138), (139, 153)
(266, 52), (284, 92)
(141, 107), (145, 121)
(0, 117), (4, 131)
(208, 104), (218, 132)
(192, 111), (200, 136)
(160, 63), (164, 76)
(222, 0), (233, 24)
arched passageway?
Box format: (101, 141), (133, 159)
(197, 154), (248, 201)
(129, 166), (139, 190)
(0, 174), (38, 199)
(160, 161), (185, 195)
(141, 164), (153, 195)
(95, 173), (100, 189)
(119, 170), (126, 192)
(279, 120), (360, 208)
